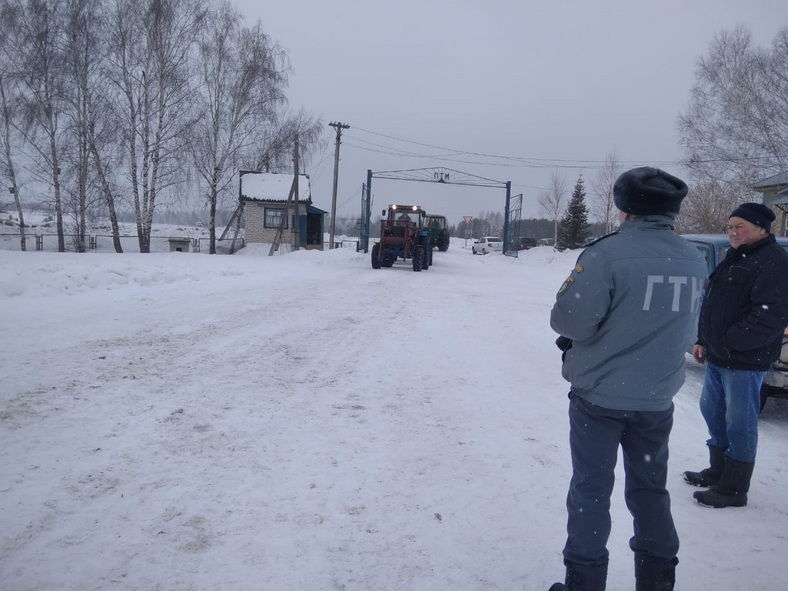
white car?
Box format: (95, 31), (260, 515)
(472, 236), (503, 254)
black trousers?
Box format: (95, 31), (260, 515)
(563, 394), (679, 566)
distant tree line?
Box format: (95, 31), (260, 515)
(0, 0), (322, 254)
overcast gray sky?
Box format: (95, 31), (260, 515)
(236, 0), (788, 224)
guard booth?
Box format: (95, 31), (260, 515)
(240, 171), (326, 250)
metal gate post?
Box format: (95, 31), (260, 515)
(362, 169), (373, 253)
(503, 181), (512, 253)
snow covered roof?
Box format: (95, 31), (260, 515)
(240, 171), (311, 203)
(751, 170), (788, 189)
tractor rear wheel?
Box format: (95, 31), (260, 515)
(371, 243), (381, 269)
(412, 246), (424, 272)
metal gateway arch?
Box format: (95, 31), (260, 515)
(359, 167), (513, 253)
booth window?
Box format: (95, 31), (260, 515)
(264, 207), (287, 229)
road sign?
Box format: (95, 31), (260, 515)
(463, 216), (474, 223)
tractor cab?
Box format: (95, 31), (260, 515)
(386, 205), (426, 229)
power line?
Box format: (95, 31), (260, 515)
(343, 140), (601, 170)
(352, 124), (785, 167)
(337, 185), (362, 209)
(352, 125), (639, 166)
(305, 141), (333, 180)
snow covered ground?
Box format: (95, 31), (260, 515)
(1, 240), (787, 590)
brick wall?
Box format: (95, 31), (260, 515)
(243, 201), (308, 243)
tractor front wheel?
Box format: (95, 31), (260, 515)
(412, 246), (424, 272)
(422, 243), (432, 270)
(371, 243), (381, 269)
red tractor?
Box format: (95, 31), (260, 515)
(371, 204), (432, 271)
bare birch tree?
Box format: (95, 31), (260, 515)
(591, 150), (620, 234)
(255, 109), (326, 171)
(252, 110), (323, 174)
(63, 0), (98, 252)
(67, 0), (125, 252)
(190, 4), (288, 253)
(0, 73), (26, 250)
(679, 26), (788, 193)
(2, 0), (69, 251)
(107, 0), (206, 252)
(675, 179), (740, 234)
(539, 170), (568, 243)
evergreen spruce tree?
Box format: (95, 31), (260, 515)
(556, 176), (591, 250)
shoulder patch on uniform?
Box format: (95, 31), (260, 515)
(557, 274), (575, 296)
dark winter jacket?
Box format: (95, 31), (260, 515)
(697, 234), (788, 371)
(550, 215), (708, 411)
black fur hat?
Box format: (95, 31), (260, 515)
(729, 202), (775, 232)
(613, 167), (688, 216)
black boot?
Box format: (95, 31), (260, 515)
(683, 444), (725, 487)
(635, 554), (678, 591)
(549, 560), (607, 591)
(693, 457), (754, 508)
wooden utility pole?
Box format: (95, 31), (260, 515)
(328, 121), (349, 249)
(270, 134), (301, 256)
(269, 178), (297, 256)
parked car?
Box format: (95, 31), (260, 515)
(763, 329), (788, 403)
(517, 236), (538, 250)
(472, 236), (503, 254)
(683, 233), (788, 410)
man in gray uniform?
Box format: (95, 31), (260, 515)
(548, 167), (707, 591)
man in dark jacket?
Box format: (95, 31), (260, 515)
(548, 167), (707, 591)
(684, 202), (788, 508)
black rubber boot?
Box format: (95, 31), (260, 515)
(693, 457), (754, 508)
(549, 560), (607, 591)
(683, 445), (725, 487)
(635, 554), (678, 591)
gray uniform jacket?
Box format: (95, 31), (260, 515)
(550, 215), (708, 411)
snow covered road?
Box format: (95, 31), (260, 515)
(2, 242), (787, 590)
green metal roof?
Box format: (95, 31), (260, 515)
(752, 170), (788, 189)
(771, 189), (788, 205)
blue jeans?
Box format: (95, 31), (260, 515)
(564, 395), (678, 566)
(699, 362), (764, 463)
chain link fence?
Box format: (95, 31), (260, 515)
(0, 233), (245, 254)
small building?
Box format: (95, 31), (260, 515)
(751, 171), (788, 236)
(168, 237), (191, 252)
(240, 171), (327, 250)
